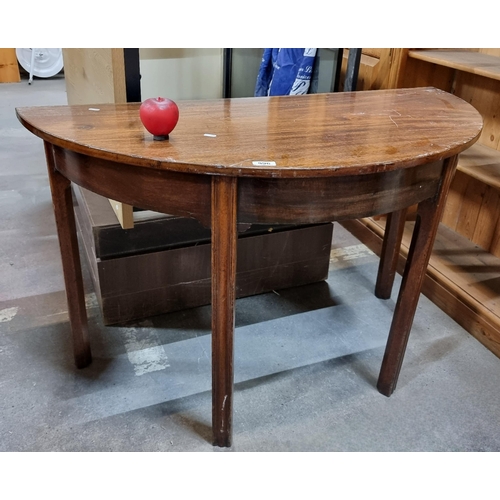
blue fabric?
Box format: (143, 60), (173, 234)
(254, 48), (317, 97)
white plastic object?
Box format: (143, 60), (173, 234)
(15, 48), (64, 84)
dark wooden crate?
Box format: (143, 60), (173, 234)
(73, 186), (333, 325)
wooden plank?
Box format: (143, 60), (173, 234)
(472, 185), (500, 251)
(427, 224), (500, 312)
(454, 73), (500, 151)
(479, 49), (500, 58)
(455, 175), (487, 241)
(0, 48), (20, 83)
(408, 50), (500, 82)
(62, 48), (127, 105)
(362, 49), (383, 59)
(457, 143), (500, 190)
(351, 49), (408, 91)
(110, 49), (127, 103)
(488, 217), (500, 258)
(441, 170), (469, 230)
(401, 56), (454, 91)
(108, 198), (134, 229)
(387, 49), (409, 89)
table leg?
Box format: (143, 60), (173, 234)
(375, 208), (408, 300)
(211, 176), (238, 447)
(44, 142), (92, 368)
(377, 156), (458, 396)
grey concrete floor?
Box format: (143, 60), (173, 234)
(1, 76), (500, 452)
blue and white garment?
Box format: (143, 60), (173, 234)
(254, 48), (317, 97)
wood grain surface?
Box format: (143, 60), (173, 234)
(408, 50), (500, 82)
(0, 48), (20, 83)
(16, 88), (482, 178)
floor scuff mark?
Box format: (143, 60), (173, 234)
(122, 320), (170, 376)
(330, 244), (375, 263)
(0, 307), (19, 323)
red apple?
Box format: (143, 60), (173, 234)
(139, 97), (179, 140)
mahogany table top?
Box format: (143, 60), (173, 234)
(16, 87), (483, 179)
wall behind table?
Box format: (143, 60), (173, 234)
(139, 48), (223, 101)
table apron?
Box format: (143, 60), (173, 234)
(52, 144), (445, 227)
(237, 160), (445, 224)
(51, 145), (213, 227)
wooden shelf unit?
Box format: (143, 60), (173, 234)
(342, 217), (500, 358)
(457, 143), (500, 190)
(407, 50), (500, 192)
(404, 49), (500, 255)
(408, 49), (500, 82)
(341, 48), (500, 359)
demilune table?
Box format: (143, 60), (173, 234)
(17, 88), (483, 447)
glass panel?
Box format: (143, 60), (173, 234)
(230, 48), (264, 98)
(310, 48), (342, 94)
(227, 48), (343, 97)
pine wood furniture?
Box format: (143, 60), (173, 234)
(16, 88), (482, 447)
(0, 48), (20, 83)
(347, 49), (500, 359)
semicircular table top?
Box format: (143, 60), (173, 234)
(16, 87), (483, 178)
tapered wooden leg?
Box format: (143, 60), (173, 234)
(375, 208), (408, 299)
(211, 176), (238, 447)
(44, 142), (92, 368)
(377, 156), (458, 396)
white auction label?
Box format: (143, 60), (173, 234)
(252, 161), (276, 166)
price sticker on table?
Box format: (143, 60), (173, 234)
(252, 161), (277, 166)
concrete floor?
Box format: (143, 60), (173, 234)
(1, 75), (500, 452)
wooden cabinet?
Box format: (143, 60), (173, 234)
(0, 48), (20, 83)
(343, 49), (500, 358)
(341, 48), (408, 90)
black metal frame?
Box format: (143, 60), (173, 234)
(344, 48), (362, 92)
(223, 48), (233, 99)
(124, 48), (141, 103)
